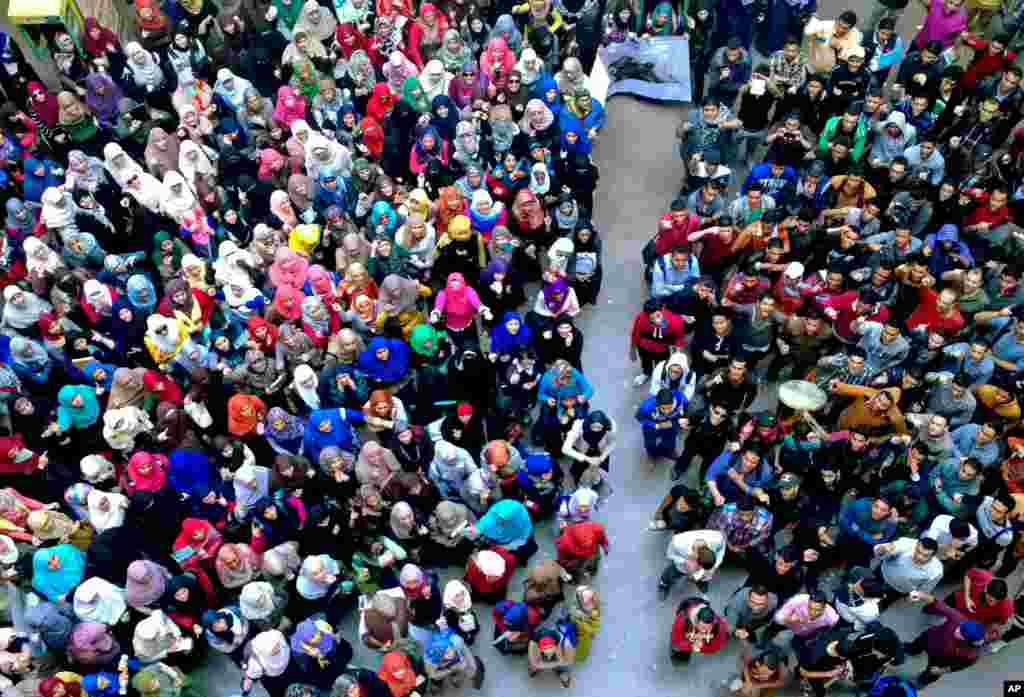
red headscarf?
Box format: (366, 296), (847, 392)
(366, 84), (396, 124)
(361, 117), (384, 159)
(379, 651), (418, 697)
(335, 22), (369, 59)
(376, 0), (414, 18)
(39, 677), (83, 697)
(480, 37), (516, 81)
(258, 148), (287, 181)
(135, 0), (170, 33)
(127, 452), (169, 492)
(228, 394), (267, 436)
(0, 435), (38, 475)
(82, 17), (121, 57)
(272, 284), (304, 321)
(143, 369), (185, 405)
(173, 517), (224, 556)
(247, 316), (280, 353)
(27, 81), (59, 128)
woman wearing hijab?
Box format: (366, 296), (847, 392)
(409, 125), (450, 177)
(124, 560), (172, 613)
(32, 543), (86, 602)
(470, 498), (538, 564)
(1, 286), (51, 332)
(143, 127), (181, 180)
(83, 72), (123, 129)
(214, 68), (255, 115)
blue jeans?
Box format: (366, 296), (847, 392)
(643, 427), (678, 458)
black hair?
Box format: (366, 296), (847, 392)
(838, 10), (857, 25)
(949, 518), (971, 539)
(918, 536), (939, 552)
(987, 578), (1009, 600)
(878, 16), (896, 30)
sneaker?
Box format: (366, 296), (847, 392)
(633, 373), (649, 387)
(988, 639), (1008, 654)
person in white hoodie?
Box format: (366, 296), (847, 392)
(659, 529), (726, 599)
(650, 352), (696, 403)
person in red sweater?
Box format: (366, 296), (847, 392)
(630, 299), (686, 386)
(907, 287), (966, 337)
(653, 199), (702, 258)
(464, 547), (517, 603)
(556, 520), (609, 581)
(964, 188), (1013, 235)
(948, 569), (1012, 637)
(671, 597), (729, 662)
(822, 290), (890, 342)
(959, 34), (1017, 91)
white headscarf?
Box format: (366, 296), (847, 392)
(293, 0), (337, 41)
(133, 610), (182, 662)
(124, 42), (164, 89)
(248, 630), (291, 677)
(292, 364), (321, 409)
(86, 489), (128, 532)
(103, 406), (153, 451)
(214, 68), (254, 111)
(2, 286), (51, 330)
(515, 48), (543, 86)
(40, 187), (75, 229)
(303, 126), (352, 178)
(146, 315), (181, 353)
(529, 162), (550, 195)
(161, 171), (198, 223)
(23, 238), (63, 276)
(83, 279), (114, 312)
(73, 577), (128, 625)
(103, 143), (145, 187)
(178, 140), (216, 188)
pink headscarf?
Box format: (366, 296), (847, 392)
(481, 37), (516, 81)
(269, 247), (310, 289)
(434, 272), (480, 329)
(272, 86), (308, 129)
(272, 284), (304, 320)
(183, 209), (215, 248)
(258, 148), (287, 181)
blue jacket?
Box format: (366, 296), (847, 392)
(704, 449), (773, 501)
(634, 389), (687, 432)
(742, 163), (798, 205)
(839, 497), (897, 545)
(539, 368), (594, 405)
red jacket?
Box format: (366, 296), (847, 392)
(954, 568), (1014, 628)
(654, 212), (701, 256)
(465, 547), (517, 600)
(961, 41), (1018, 89)
(631, 309), (686, 353)
(906, 287), (966, 337)
(556, 521), (609, 565)
(965, 192), (1013, 229)
(671, 600), (729, 655)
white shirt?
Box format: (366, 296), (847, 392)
(667, 530), (726, 576)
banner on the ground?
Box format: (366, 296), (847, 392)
(596, 36), (692, 103)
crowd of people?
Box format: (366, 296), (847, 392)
(635, 0), (1024, 694)
(0, 0), (622, 693)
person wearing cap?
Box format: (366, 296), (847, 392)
(670, 596), (729, 662)
(635, 386), (688, 462)
(904, 592), (985, 687)
(826, 47), (871, 115)
(707, 38), (752, 109)
(629, 300), (686, 387)
(527, 626), (576, 687)
(804, 11), (863, 75)
(766, 471), (813, 535)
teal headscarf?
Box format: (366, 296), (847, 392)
(370, 201), (400, 239)
(127, 274), (158, 314)
(32, 544), (86, 602)
(56, 384), (101, 431)
(475, 499), (533, 548)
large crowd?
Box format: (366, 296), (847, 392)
(0, 0), (1019, 694)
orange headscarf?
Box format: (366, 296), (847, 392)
(379, 651), (418, 696)
(435, 186), (466, 235)
(227, 394), (267, 436)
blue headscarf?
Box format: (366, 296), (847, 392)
(475, 499), (533, 548)
(495, 600), (529, 630)
(22, 158), (60, 204)
(489, 311), (532, 356)
(358, 337), (411, 385)
(370, 201), (400, 239)
(303, 408), (359, 464)
(560, 125), (593, 156)
(56, 385), (101, 431)
(32, 544), (86, 602)
(5, 198), (35, 237)
(531, 76), (561, 118)
(168, 448), (219, 499)
(76, 359), (116, 390)
(425, 628), (459, 667)
(127, 274), (158, 314)
(430, 96), (459, 142)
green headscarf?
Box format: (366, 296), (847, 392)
(273, 0), (305, 29)
(401, 77), (431, 114)
(650, 1), (675, 35)
(410, 323), (448, 357)
(150, 230), (189, 270)
(352, 158), (377, 194)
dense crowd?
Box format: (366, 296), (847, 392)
(643, 0), (1024, 694)
(0, 0), (1022, 693)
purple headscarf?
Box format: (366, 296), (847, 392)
(84, 72), (124, 128)
(480, 258), (509, 285)
(69, 622), (121, 666)
(543, 277), (569, 313)
(289, 616), (337, 656)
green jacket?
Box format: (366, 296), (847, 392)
(817, 116), (869, 162)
